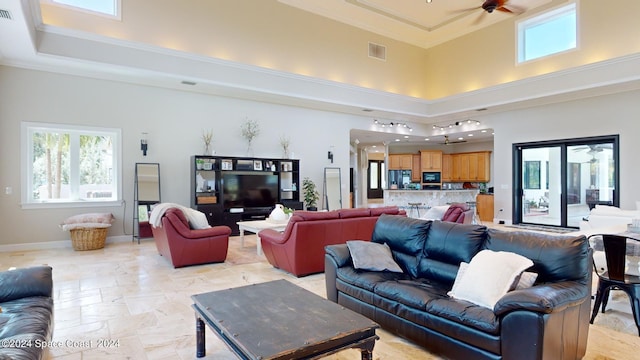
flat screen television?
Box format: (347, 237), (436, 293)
(222, 172), (279, 210)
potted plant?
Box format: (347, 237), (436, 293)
(302, 177), (319, 211)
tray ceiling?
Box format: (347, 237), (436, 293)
(278, 0), (552, 49)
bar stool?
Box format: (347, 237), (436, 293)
(408, 202), (422, 218)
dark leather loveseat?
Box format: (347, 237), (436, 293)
(0, 266), (54, 360)
(260, 206), (406, 277)
(325, 215), (592, 360)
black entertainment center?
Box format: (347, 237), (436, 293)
(190, 155), (301, 235)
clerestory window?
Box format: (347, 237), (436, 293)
(46, 0), (120, 18)
(517, 2), (577, 63)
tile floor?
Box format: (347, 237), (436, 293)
(1, 234), (639, 359)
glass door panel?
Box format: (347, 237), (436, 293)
(367, 160), (384, 199)
(522, 147), (561, 226)
(567, 143), (615, 227)
(515, 135), (618, 229)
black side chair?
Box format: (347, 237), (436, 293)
(588, 234), (640, 336)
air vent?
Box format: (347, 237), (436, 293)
(368, 42), (386, 61)
(0, 9), (12, 20)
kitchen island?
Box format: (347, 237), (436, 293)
(383, 189), (479, 215)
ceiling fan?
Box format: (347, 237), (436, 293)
(572, 144), (612, 154)
(440, 135), (467, 145)
(453, 0), (527, 25)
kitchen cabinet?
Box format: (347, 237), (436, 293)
(420, 150), (442, 171)
(449, 151), (491, 182)
(476, 193), (494, 222)
(389, 154), (413, 170)
(411, 154), (421, 182)
(441, 154), (452, 182)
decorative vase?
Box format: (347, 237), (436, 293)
(246, 141), (254, 157)
(203, 144), (216, 156)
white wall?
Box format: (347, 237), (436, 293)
(482, 89), (640, 223)
(2, 65), (639, 246)
(0, 66), (365, 245)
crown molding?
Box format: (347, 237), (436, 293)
(2, 0), (640, 124)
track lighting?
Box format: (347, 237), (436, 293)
(433, 120), (481, 131)
(372, 119), (413, 132)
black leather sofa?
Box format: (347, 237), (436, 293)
(325, 215), (592, 360)
(0, 266), (54, 360)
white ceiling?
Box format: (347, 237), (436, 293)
(279, 0), (551, 49)
(1, 0), (640, 150)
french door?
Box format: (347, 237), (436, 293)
(367, 160), (385, 199)
(514, 135), (619, 228)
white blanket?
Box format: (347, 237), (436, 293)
(148, 203), (211, 229)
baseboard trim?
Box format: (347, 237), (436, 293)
(0, 235), (134, 252)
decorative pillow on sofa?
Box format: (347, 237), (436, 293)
(448, 250), (533, 309)
(451, 262), (538, 293)
(346, 240), (403, 273)
(421, 205), (450, 220)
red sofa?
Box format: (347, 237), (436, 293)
(259, 206), (406, 277)
(151, 208), (232, 268)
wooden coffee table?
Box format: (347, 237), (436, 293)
(236, 220), (288, 255)
(192, 279), (379, 359)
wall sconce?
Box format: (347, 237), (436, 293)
(328, 151), (334, 163)
(141, 132), (148, 156)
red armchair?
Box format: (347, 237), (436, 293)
(441, 203), (474, 224)
(151, 208), (231, 268)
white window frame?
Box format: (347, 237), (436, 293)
(42, 0), (121, 20)
(21, 122), (122, 209)
(516, 2), (578, 64)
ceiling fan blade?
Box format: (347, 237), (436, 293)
(501, 4), (526, 14)
(472, 11), (487, 25)
(448, 6), (481, 14)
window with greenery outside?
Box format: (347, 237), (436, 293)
(25, 123), (119, 205)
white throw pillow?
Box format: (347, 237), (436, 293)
(421, 205), (450, 220)
(450, 262), (538, 294)
(184, 208), (212, 229)
(347, 240), (403, 273)
(448, 250), (534, 309)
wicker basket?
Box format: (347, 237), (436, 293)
(70, 227), (108, 251)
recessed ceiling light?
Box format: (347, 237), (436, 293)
(403, 135), (409, 138)
(458, 137), (464, 141)
(481, 130), (487, 133)
(468, 134), (474, 137)
(425, 138), (430, 141)
(395, 139), (400, 142)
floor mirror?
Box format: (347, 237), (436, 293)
(323, 167), (342, 211)
(133, 163), (161, 243)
